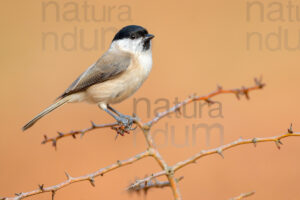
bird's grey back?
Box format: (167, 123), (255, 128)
(58, 51), (131, 99)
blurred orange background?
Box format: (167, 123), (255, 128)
(1, 0), (300, 199)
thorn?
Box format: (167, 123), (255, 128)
(275, 140), (281, 150)
(129, 124), (138, 131)
(38, 184), (44, 191)
(175, 107), (181, 115)
(89, 177), (95, 187)
(242, 87), (250, 100)
(288, 123), (293, 133)
(117, 160), (122, 166)
(278, 140), (283, 145)
(80, 131), (85, 138)
(114, 132), (119, 140)
(127, 184), (134, 191)
(91, 121), (96, 128)
(51, 190), (56, 200)
(15, 193), (21, 196)
(254, 77), (259, 85)
(154, 112), (159, 118)
(65, 171), (71, 180)
(143, 186), (149, 195)
(42, 135), (48, 144)
(72, 134), (76, 139)
(205, 99), (215, 106)
(254, 76), (265, 88)
(176, 176), (184, 182)
(217, 84), (223, 91)
(57, 132), (63, 137)
(217, 149), (224, 158)
(235, 91), (240, 100)
(252, 138), (257, 147)
(244, 91), (250, 100)
(254, 77), (261, 87)
(188, 93), (197, 99)
(52, 140), (57, 150)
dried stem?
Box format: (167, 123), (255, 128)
(133, 132), (300, 187)
(229, 191), (255, 200)
(128, 176), (184, 194)
(145, 77), (265, 127)
(141, 129), (182, 199)
(4, 151), (150, 200)
(172, 132), (300, 171)
(41, 122), (118, 149)
(2, 78), (273, 200)
(127, 171), (167, 191)
(41, 78), (265, 148)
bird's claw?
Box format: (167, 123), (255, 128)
(113, 115), (137, 136)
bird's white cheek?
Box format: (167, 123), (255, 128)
(110, 38), (145, 54)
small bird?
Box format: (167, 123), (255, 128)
(23, 25), (154, 131)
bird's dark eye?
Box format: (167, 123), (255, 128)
(130, 34), (136, 39)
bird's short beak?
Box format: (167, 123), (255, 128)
(145, 34), (155, 41)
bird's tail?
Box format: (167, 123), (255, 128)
(22, 96), (71, 131)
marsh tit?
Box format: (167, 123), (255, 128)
(23, 25), (154, 131)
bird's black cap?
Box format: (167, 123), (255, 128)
(112, 25), (149, 41)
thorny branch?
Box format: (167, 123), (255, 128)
(144, 77), (265, 128)
(129, 131), (300, 189)
(229, 191), (255, 200)
(4, 78), (294, 200)
(128, 176), (184, 195)
(3, 151), (150, 200)
(41, 122), (118, 149)
(41, 77), (265, 147)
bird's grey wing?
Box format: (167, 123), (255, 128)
(58, 52), (131, 99)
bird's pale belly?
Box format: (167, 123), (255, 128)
(85, 64), (149, 105)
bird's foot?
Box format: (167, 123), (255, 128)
(112, 115), (137, 136)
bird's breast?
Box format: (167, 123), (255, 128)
(85, 52), (152, 104)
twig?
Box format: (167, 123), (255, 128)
(125, 77), (264, 199)
(4, 151), (150, 200)
(3, 78), (267, 200)
(145, 77), (265, 127)
(141, 132), (182, 199)
(128, 176), (184, 194)
(127, 171), (167, 191)
(229, 191), (255, 200)
(173, 132), (300, 171)
(133, 131), (300, 187)
(41, 122), (118, 148)
(42, 78), (265, 148)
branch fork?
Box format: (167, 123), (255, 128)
(5, 78), (296, 200)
